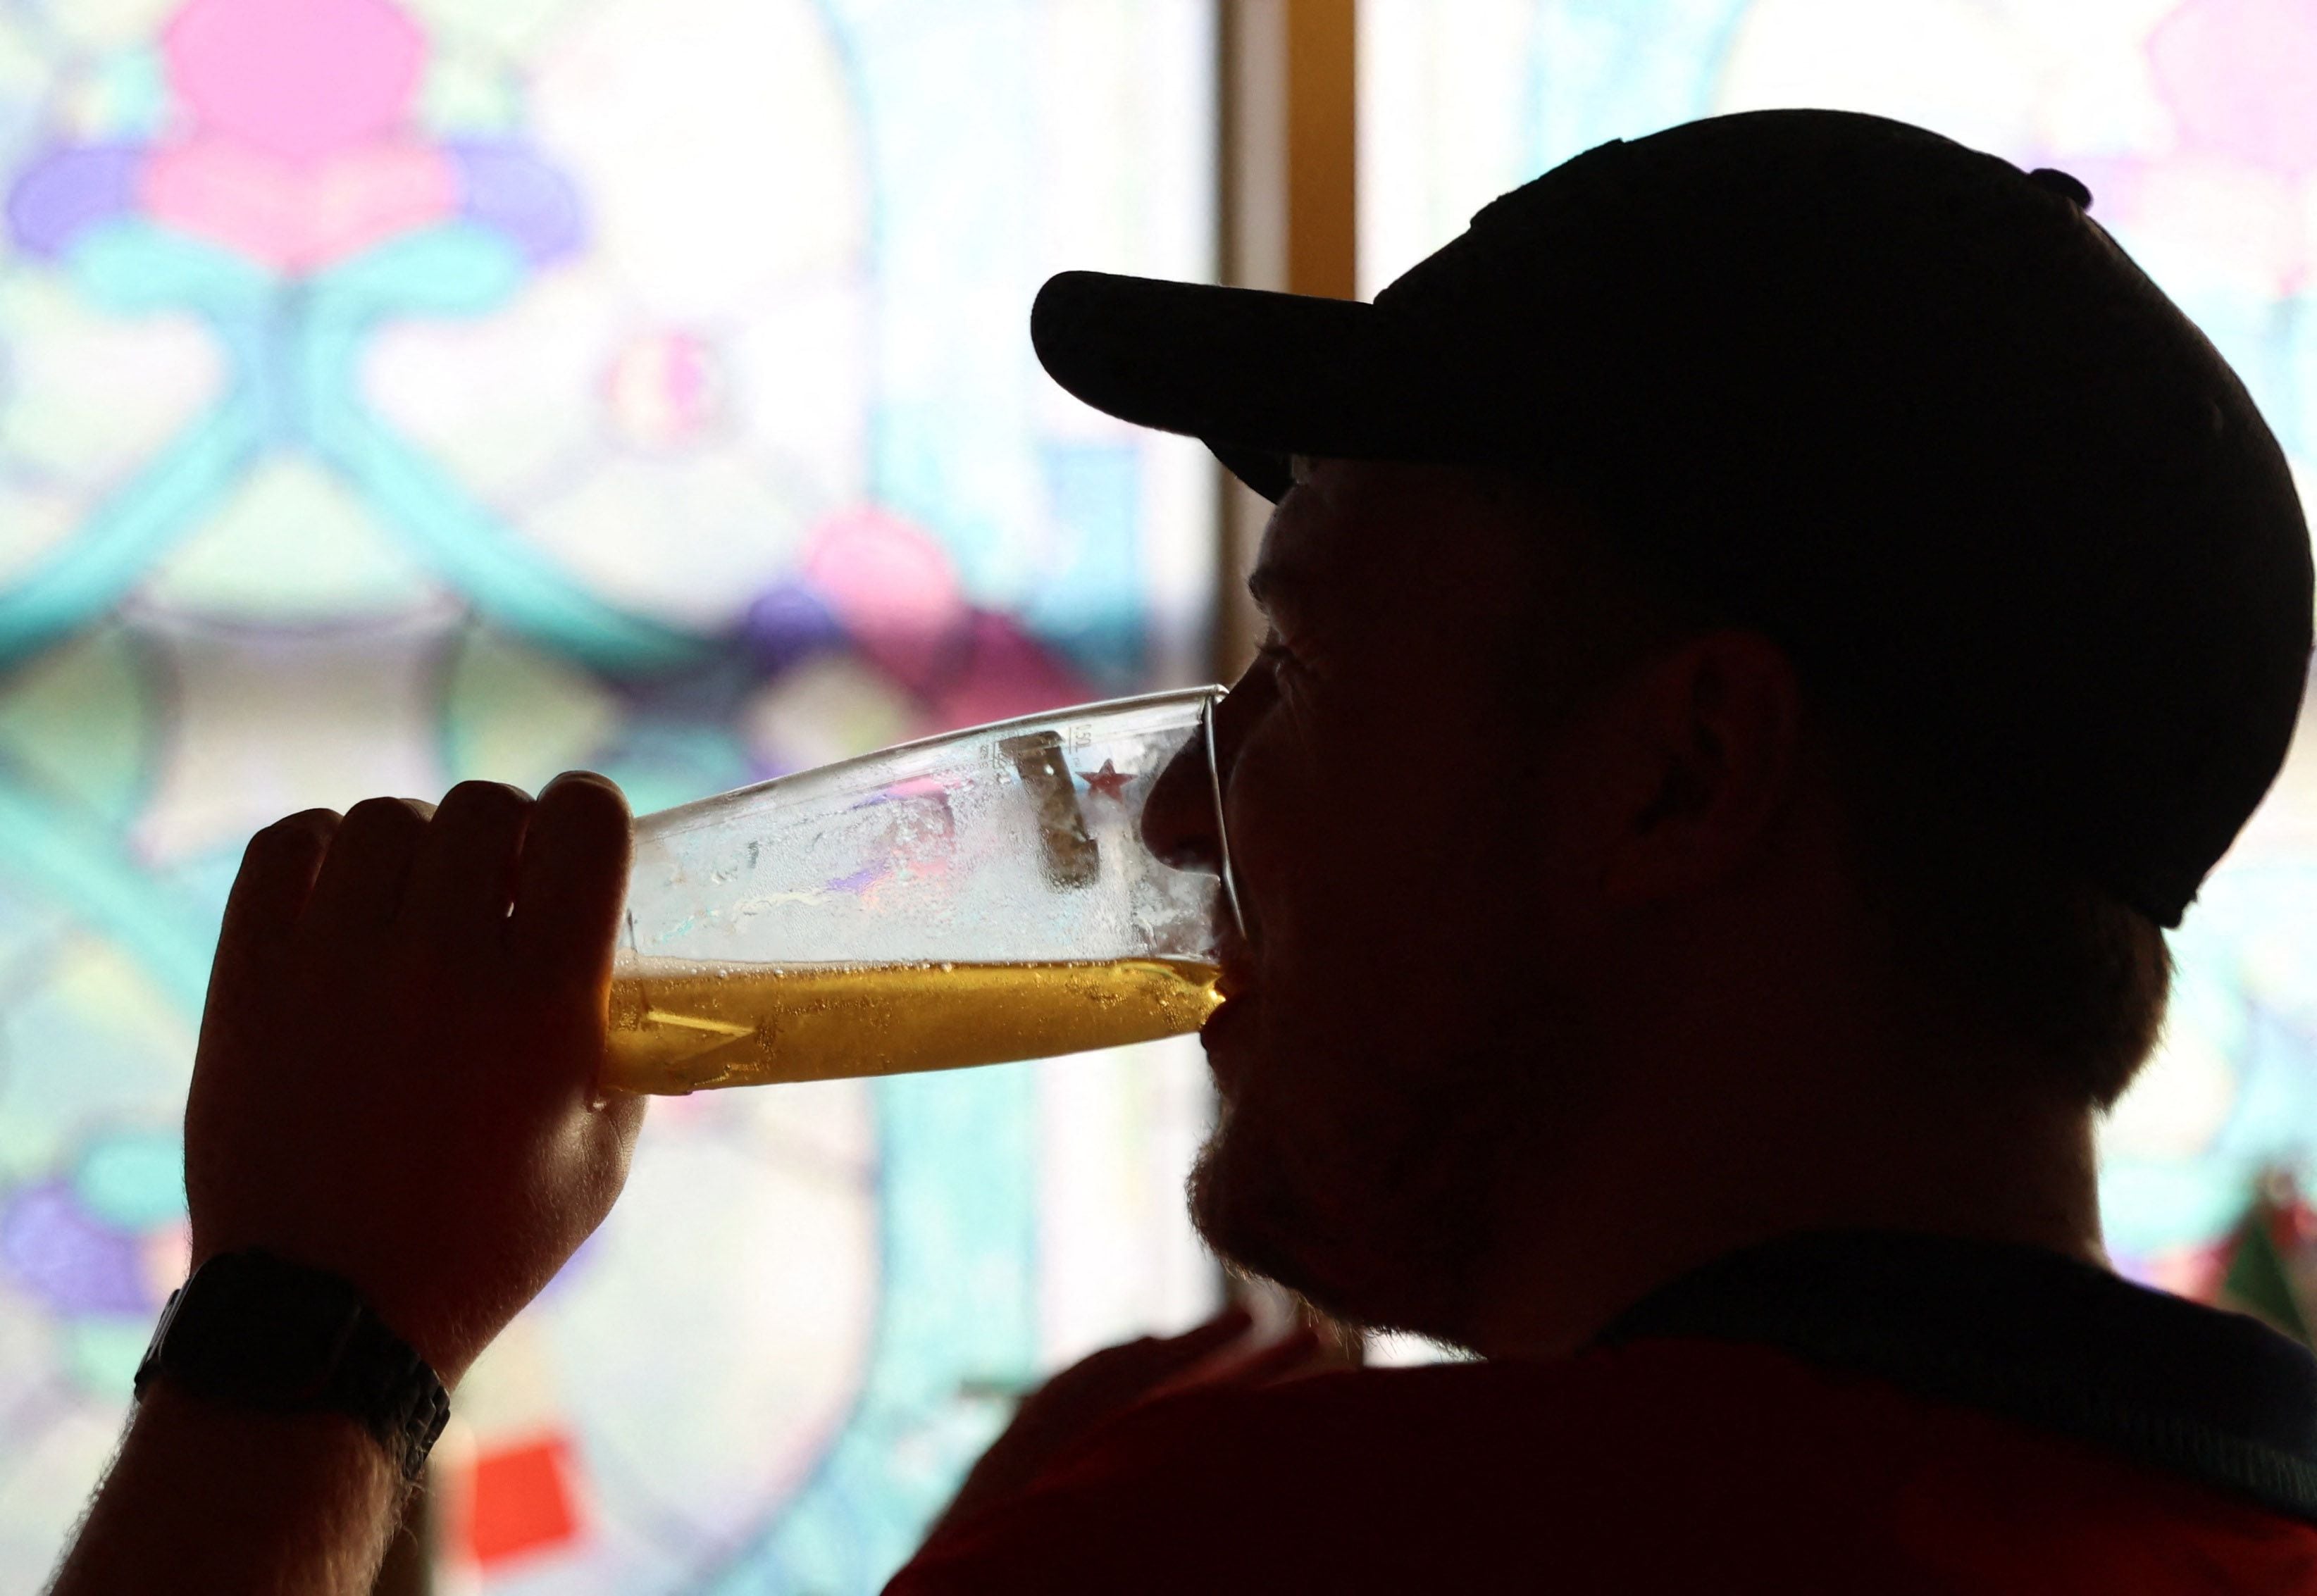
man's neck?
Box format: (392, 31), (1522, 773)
(1458, 1040), (2107, 1361)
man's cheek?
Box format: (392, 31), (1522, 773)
(1241, 1016), (1393, 1182)
(1205, 1065), (1355, 1247)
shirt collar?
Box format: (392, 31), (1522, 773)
(1595, 1228), (2317, 1523)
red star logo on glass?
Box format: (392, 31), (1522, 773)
(1078, 759), (1132, 800)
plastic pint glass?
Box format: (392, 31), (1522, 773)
(600, 687), (1236, 1095)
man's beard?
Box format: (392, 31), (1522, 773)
(1187, 1028), (1563, 1347)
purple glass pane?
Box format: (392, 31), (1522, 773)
(447, 139), (586, 263)
(744, 580), (847, 677)
(6, 144), (143, 258)
(0, 1182), (151, 1314)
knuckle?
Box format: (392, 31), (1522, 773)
(342, 794), (428, 835)
(442, 780), (533, 828)
(275, 805), (343, 832)
(544, 768), (619, 798)
(254, 808), (340, 850)
(553, 771), (628, 811)
(536, 776), (631, 840)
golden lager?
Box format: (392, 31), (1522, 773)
(602, 956), (1223, 1095)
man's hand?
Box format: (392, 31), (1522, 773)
(50, 775), (642, 1596)
(185, 773), (644, 1385)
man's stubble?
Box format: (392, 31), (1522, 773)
(1186, 966), (1596, 1347)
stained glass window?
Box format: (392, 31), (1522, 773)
(1360, 0), (2317, 1291)
(0, 1), (1219, 1589)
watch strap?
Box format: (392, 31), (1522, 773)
(136, 1250), (449, 1483)
(328, 1301), (451, 1482)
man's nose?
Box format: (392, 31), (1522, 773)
(1141, 669), (1265, 871)
(1140, 713), (1223, 873)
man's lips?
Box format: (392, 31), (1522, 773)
(1199, 987), (1257, 1092)
(1203, 928), (1259, 1089)
(1211, 923), (1257, 1002)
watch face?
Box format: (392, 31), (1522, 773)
(163, 1252), (365, 1407)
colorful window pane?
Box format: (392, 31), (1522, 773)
(0, 1), (1219, 1590)
(1362, 0), (2317, 1288)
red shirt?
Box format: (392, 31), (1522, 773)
(890, 1234), (2317, 1592)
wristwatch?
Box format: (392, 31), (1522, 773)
(135, 1249), (450, 1483)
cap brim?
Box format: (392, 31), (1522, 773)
(1031, 271), (1465, 502)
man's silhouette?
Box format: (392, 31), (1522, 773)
(51, 111), (2317, 1593)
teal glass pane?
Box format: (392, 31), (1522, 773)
(1362, 0), (2317, 1290)
(0, 1), (1219, 1588)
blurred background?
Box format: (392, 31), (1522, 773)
(3, 1), (2316, 1590)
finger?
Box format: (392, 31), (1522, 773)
(225, 809), (340, 945)
(300, 797), (432, 940)
(509, 772), (633, 985)
(401, 781), (533, 952)
(208, 810), (340, 997)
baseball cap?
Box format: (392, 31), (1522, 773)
(1029, 108), (2313, 928)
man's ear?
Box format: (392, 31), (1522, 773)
(1600, 629), (1803, 904)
